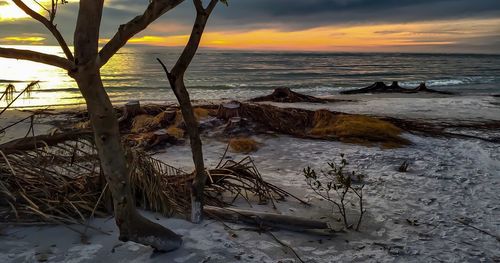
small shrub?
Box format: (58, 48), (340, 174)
(229, 137), (259, 153)
(303, 154), (366, 230)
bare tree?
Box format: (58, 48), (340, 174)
(0, 0), (201, 252)
(157, 0), (225, 223)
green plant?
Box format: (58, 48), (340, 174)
(303, 154), (365, 230)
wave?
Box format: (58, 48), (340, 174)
(401, 76), (497, 88)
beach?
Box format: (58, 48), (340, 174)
(1, 0), (500, 261)
(1, 91), (499, 262)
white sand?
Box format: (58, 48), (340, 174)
(1, 96), (499, 262)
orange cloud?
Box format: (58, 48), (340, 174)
(128, 18), (500, 52)
(0, 36), (46, 44)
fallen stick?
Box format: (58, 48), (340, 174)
(0, 130), (92, 154)
(456, 219), (500, 242)
(204, 206), (331, 232)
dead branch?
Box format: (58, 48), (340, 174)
(0, 47), (74, 70)
(12, 0), (73, 61)
(0, 130), (92, 154)
(204, 206), (331, 232)
(98, 0), (185, 68)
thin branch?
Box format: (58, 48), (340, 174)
(170, 0), (218, 76)
(98, 0), (185, 68)
(0, 47), (74, 71)
(456, 219), (500, 242)
(205, 0), (219, 14)
(193, 0), (204, 12)
(12, 0), (74, 61)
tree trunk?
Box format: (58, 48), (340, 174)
(74, 69), (182, 251)
(156, 0), (221, 224)
(169, 76), (206, 223)
(71, 1), (182, 251)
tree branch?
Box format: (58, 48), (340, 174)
(193, 0), (204, 12)
(170, 0), (218, 76)
(12, 0), (74, 62)
(205, 0), (219, 14)
(98, 0), (185, 68)
(194, 0), (218, 15)
(0, 47), (74, 71)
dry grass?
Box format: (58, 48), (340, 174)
(229, 137), (260, 153)
(166, 127), (185, 139)
(131, 111), (174, 133)
(74, 120), (91, 129)
(309, 110), (409, 147)
(194, 108), (211, 121)
(131, 114), (159, 133)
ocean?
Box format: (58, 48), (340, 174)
(1, 45), (499, 108)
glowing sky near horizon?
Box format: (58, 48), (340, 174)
(0, 0), (499, 53)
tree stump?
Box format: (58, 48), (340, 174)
(224, 117), (244, 135)
(118, 100), (145, 123)
(217, 101), (241, 120)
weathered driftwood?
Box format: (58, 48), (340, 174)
(0, 130), (93, 154)
(341, 81), (453, 95)
(250, 87), (326, 103)
(204, 206), (331, 232)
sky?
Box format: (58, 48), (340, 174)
(0, 0), (499, 54)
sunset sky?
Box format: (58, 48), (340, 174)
(0, 0), (499, 53)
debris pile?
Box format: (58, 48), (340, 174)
(0, 136), (304, 224)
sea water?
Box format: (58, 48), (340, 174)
(0, 45), (499, 108)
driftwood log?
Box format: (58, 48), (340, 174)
(341, 81), (453, 95)
(204, 206), (331, 232)
(0, 131), (93, 154)
(250, 87), (326, 103)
